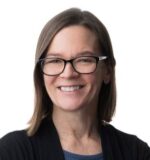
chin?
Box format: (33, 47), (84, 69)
(56, 101), (85, 112)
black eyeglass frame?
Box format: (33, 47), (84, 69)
(38, 55), (107, 76)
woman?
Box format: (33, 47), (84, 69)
(0, 8), (149, 160)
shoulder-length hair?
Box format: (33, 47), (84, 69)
(27, 8), (116, 136)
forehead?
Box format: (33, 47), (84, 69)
(47, 25), (99, 57)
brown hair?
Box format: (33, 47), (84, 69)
(27, 8), (116, 136)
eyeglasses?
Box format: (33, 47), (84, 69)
(39, 55), (107, 76)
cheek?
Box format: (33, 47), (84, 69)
(92, 68), (104, 82)
(85, 72), (103, 91)
(44, 76), (56, 92)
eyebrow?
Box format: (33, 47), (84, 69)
(77, 51), (98, 56)
(46, 51), (99, 58)
(46, 53), (62, 57)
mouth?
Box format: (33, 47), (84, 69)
(58, 85), (84, 92)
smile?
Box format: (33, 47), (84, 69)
(59, 85), (83, 92)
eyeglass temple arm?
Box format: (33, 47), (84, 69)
(99, 56), (107, 61)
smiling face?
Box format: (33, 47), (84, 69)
(44, 25), (107, 113)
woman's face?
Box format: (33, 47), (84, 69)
(44, 25), (108, 112)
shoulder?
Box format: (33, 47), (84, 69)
(0, 130), (27, 143)
(102, 123), (147, 144)
(101, 123), (150, 159)
(0, 130), (34, 160)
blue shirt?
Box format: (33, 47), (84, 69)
(63, 150), (103, 160)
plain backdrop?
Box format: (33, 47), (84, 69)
(0, 0), (150, 145)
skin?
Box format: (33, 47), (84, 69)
(44, 25), (109, 155)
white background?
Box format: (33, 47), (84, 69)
(0, 0), (150, 145)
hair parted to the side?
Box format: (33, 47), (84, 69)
(27, 8), (116, 136)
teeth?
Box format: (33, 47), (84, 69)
(60, 86), (81, 92)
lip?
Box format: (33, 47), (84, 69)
(57, 84), (84, 87)
(57, 85), (84, 92)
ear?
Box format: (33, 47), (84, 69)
(103, 66), (111, 84)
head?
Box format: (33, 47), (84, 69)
(27, 8), (116, 136)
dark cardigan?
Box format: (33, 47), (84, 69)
(0, 118), (150, 160)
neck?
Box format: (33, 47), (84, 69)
(52, 107), (99, 140)
(52, 107), (102, 155)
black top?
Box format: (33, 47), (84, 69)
(0, 118), (150, 160)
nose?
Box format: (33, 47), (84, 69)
(59, 62), (79, 78)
